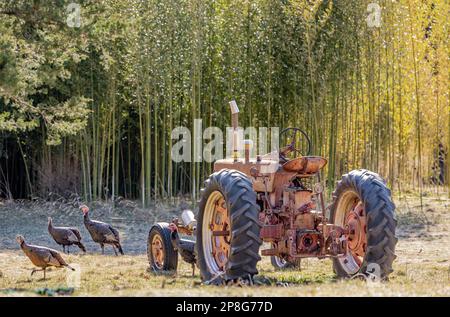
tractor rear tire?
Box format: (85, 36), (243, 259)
(330, 169), (397, 280)
(197, 169), (262, 285)
(147, 222), (178, 273)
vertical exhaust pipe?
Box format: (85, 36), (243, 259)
(229, 100), (239, 162)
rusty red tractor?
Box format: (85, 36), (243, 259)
(148, 101), (397, 284)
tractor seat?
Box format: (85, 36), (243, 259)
(282, 156), (327, 174)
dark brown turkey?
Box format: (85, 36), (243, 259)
(168, 223), (196, 276)
(48, 217), (86, 254)
(80, 205), (124, 255)
(16, 235), (74, 280)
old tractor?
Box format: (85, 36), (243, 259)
(147, 101), (397, 284)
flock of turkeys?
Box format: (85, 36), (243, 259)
(16, 205), (123, 280)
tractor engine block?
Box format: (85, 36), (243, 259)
(259, 182), (349, 259)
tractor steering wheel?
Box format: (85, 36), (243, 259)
(279, 127), (311, 161)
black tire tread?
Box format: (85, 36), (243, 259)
(147, 222), (178, 272)
(196, 169), (262, 284)
(330, 169), (397, 279)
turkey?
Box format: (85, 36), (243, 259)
(168, 223), (196, 276)
(48, 217), (86, 254)
(80, 205), (124, 255)
(16, 235), (75, 280)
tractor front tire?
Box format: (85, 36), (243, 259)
(197, 169), (262, 285)
(330, 169), (397, 280)
(270, 256), (301, 270)
(147, 223), (178, 273)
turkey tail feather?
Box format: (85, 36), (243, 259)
(76, 242), (86, 253)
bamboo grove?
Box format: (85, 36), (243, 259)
(0, 0), (448, 205)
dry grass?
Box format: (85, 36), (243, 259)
(0, 191), (449, 297)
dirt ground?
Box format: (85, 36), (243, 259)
(0, 190), (449, 297)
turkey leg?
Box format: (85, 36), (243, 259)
(112, 245), (118, 256)
(31, 268), (46, 280)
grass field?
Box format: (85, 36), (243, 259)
(0, 191), (449, 297)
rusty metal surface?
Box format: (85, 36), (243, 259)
(260, 223), (283, 240)
(261, 248), (278, 256)
(212, 149), (348, 261)
(345, 200), (367, 265)
(294, 213), (315, 230)
(210, 195), (231, 270)
(151, 234), (165, 269)
(171, 218), (194, 235)
(282, 156), (327, 174)
(297, 232), (320, 253)
(214, 158), (280, 192)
